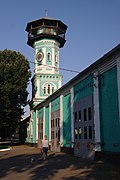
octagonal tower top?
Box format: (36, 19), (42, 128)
(26, 16), (67, 48)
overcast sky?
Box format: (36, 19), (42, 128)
(0, 0), (120, 117)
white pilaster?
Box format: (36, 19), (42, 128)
(36, 78), (40, 97)
(36, 110), (38, 143)
(70, 87), (74, 147)
(49, 102), (51, 142)
(52, 48), (55, 73)
(58, 79), (62, 88)
(93, 72), (101, 151)
(43, 106), (45, 137)
(60, 95), (63, 146)
(117, 57), (120, 121)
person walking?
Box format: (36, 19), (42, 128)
(42, 135), (49, 160)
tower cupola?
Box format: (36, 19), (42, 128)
(26, 17), (67, 48)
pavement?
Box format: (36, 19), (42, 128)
(0, 145), (120, 180)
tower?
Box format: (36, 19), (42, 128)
(26, 17), (67, 106)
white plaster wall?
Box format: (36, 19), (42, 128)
(70, 87), (74, 147)
(60, 95), (63, 146)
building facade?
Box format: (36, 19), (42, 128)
(34, 45), (120, 159)
(25, 17), (120, 158)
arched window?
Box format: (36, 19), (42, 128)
(43, 83), (56, 95)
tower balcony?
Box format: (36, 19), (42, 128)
(27, 30), (66, 48)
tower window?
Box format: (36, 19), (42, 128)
(47, 52), (51, 61)
(44, 87), (46, 94)
(52, 87), (54, 94)
(55, 54), (58, 63)
(48, 85), (50, 94)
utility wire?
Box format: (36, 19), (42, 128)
(29, 61), (79, 74)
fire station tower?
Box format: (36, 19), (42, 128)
(26, 17), (67, 106)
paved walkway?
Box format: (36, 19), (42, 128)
(0, 145), (120, 180)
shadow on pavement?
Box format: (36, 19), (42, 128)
(0, 148), (120, 180)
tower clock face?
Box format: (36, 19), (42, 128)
(36, 52), (44, 62)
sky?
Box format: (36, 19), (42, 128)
(0, 0), (120, 117)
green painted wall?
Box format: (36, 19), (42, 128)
(99, 66), (120, 152)
(45, 106), (49, 140)
(74, 75), (93, 101)
(39, 76), (61, 97)
(63, 94), (71, 146)
(38, 108), (43, 118)
(51, 96), (60, 112)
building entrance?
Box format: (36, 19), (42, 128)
(38, 117), (43, 148)
(51, 110), (60, 152)
(74, 95), (95, 159)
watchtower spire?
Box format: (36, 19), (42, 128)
(45, 9), (48, 17)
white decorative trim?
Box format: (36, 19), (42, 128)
(42, 82), (57, 89)
(117, 57), (120, 121)
(34, 39), (60, 48)
(70, 87), (74, 147)
(60, 95), (63, 146)
(93, 72), (101, 151)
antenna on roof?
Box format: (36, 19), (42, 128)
(45, 9), (48, 17)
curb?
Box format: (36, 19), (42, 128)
(0, 147), (12, 152)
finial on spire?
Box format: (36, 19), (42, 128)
(45, 9), (48, 17)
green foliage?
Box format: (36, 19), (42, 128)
(0, 49), (31, 138)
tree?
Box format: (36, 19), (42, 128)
(0, 49), (31, 138)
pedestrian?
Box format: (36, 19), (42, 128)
(42, 135), (49, 160)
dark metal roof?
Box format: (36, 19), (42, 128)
(34, 44), (120, 110)
(26, 17), (67, 32)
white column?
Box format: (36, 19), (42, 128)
(60, 95), (63, 146)
(36, 78), (40, 97)
(70, 87), (74, 147)
(93, 72), (101, 151)
(117, 57), (120, 121)
(52, 47), (55, 74)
